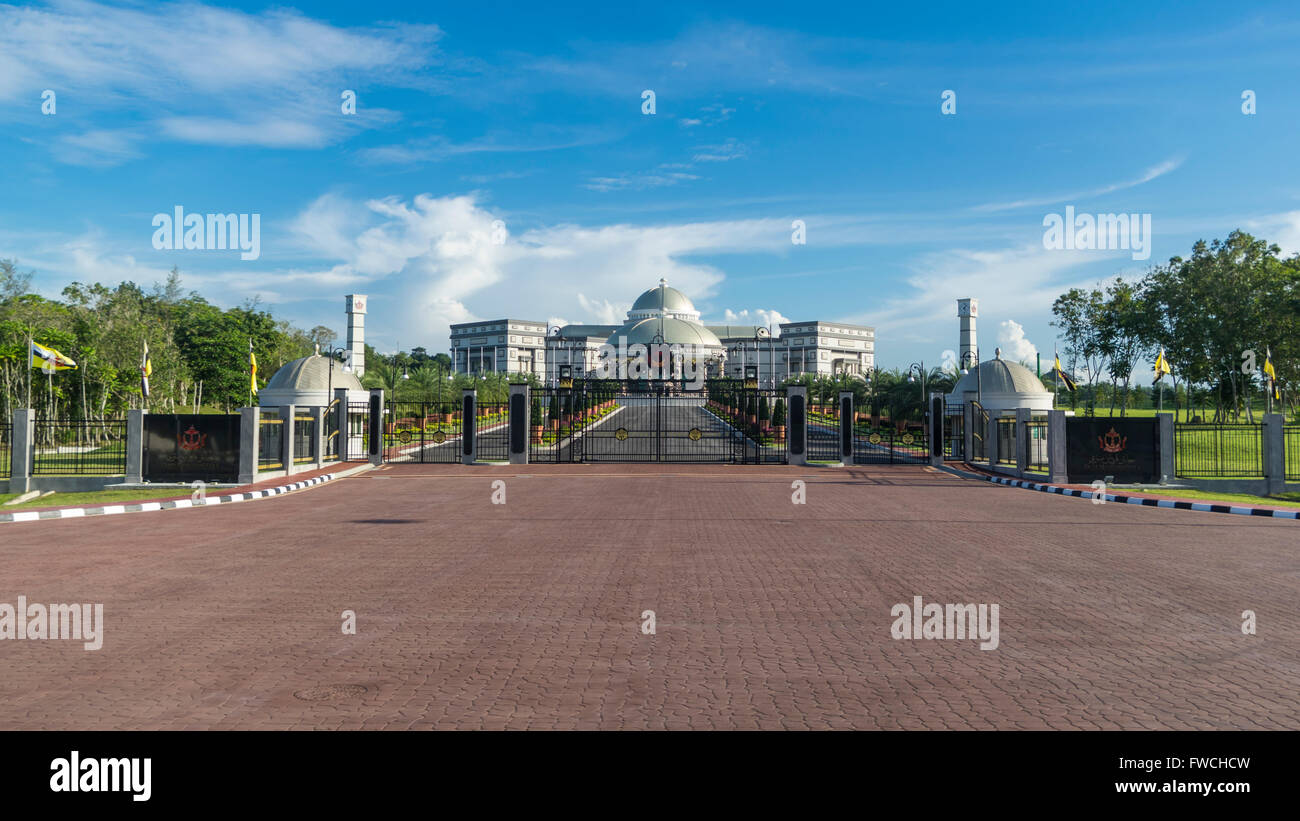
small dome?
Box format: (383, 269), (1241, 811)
(951, 357), (1047, 395)
(631, 280), (696, 314)
(263, 355), (364, 393)
(605, 317), (722, 349)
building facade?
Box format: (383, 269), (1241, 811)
(449, 319), (550, 380)
(448, 281), (875, 388)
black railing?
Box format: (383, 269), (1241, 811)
(293, 414), (316, 465)
(30, 419), (127, 475)
(323, 400), (340, 462)
(475, 402), (510, 461)
(1285, 425), (1299, 481)
(385, 401), (462, 464)
(996, 418), (1016, 465)
(1174, 423), (1263, 478)
(258, 410), (283, 471)
(970, 402), (989, 462)
(944, 409), (964, 459)
(1024, 418), (1048, 473)
(343, 402), (371, 461)
(0, 421), (10, 479)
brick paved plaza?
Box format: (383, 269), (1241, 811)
(1, 464), (1296, 730)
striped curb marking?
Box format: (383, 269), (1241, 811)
(983, 474), (1300, 520)
(1, 473), (338, 525)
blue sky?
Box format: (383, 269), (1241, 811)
(3, 0), (1300, 373)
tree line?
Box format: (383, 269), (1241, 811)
(1052, 230), (1300, 421)
(0, 262), (334, 421)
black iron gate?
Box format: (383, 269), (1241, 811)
(526, 381), (788, 464)
(384, 401), (462, 463)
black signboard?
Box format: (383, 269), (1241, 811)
(1065, 417), (1159, 483)
(143, 414), (240, 482)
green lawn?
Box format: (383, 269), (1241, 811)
(1124, 487), (1300, 509)
(0, 488), (193, 510)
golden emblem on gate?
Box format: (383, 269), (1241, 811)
(901, 433), (914, 445)
(868, 433), (882, 445)
(431, 430), (446, 444)
(688, 427), (702, 441)
(615, 427), (629, 441)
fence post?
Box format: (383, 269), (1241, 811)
(462, 389), (478, 465)
(125, 408), (145, 484)
(334, 388), (348, 460)
(368, 390), (384, 467)
(963, 402), (974, 463)
(238, 406), (260, 485)
(838, 391), (853, 463)
(787, 385), (807, 466)
(312, 405), (325, 470)
(1015, 407), (1031, 477)
(280, 404), (296, 476)
(10, 408), (34, 493)
(509, 384), (529, 465)
(1048, 410), (1068, 483)
(1157, 413), (1175, 484)
(1263, 413), (1284, 495)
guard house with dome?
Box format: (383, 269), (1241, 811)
(257, 294), (374, 470)
(945, 298), (1053, 414)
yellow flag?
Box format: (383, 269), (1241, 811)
(249, 341), (259, 394)
(1154, 347), (1171, 380)
(1052, 354), (1077, 392)
(1263, 350), (1276, 380)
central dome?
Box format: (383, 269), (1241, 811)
(631, 281), (696, 314)
(604, 279), (722, 352)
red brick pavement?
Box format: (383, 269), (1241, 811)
(0, 463), (1296, 730)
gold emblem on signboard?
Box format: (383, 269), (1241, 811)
(615, 427), (629, 441)
(688, 428), (702, 441)
(431, 430), (446, 444)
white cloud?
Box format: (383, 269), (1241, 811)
(997, 319), (1038, 365)
(286, 192), (799, 350)
(721, 308), (791, 333)
(973, 157), (1184, 212)
(0, 0), (439, 161)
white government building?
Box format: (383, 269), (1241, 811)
(449, 280), (875, 387)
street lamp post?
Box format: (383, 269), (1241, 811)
(908, 361), (927, 426)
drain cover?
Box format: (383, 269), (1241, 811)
(293, 684), (368, 702)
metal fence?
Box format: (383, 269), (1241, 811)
(806, 397), (841, 461)
(1286, 425), (1300, 481)
(30, 419), (127, 475)
(970, 403), (988, 462)
(323, 400), (340, 462)
(475, 402), (509, 461)
(943, 407), (964, 459)
(996, 417), (1016, 465)
(1174, 423), (1264, 478)
(293, 413), (316, 465)
(343, 402), (372, 461)
(258, 410), (284, 471)
(1024, 418), (1048, 473)
(0, 421), (10, 479)
(385, 401), (461, 464)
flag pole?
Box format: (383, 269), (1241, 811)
(26, 333), (32, 410)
